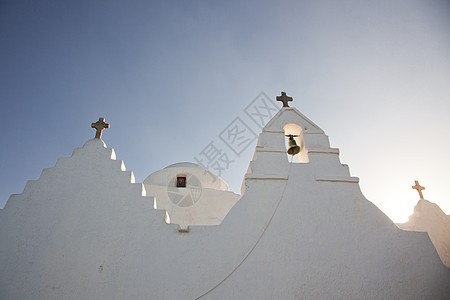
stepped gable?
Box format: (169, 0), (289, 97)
(243, 105), (358, 192)
(0, 138), (176, 299)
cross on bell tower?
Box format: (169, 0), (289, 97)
(276, 92), (293, 107)
(412, 180), (425, 200)
(91, 117), (109, 139)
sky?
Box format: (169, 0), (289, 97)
(1, 0), (449, 222)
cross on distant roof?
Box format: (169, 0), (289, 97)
(276, 92), (293, 107)
(412, 180), (425, 200)
(91, 117), (109, 139)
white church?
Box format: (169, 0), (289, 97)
(0, 93), (449, 299)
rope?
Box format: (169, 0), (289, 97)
(195, 161), (293, 299)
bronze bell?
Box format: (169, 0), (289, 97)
(287, 135), (301, 156)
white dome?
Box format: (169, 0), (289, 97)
(164, 162), (203, 169)
(143, 162), (229, 191)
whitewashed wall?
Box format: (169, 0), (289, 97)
(397, 199), (450, 267)
(0, 109), (449, 299)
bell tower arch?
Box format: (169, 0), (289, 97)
(242, 92), (358, 195)
(283, 123), (309, 163)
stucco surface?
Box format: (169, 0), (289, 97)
(397, 199), (450, 267)
(143, 163), (240, 228)
(0, 108), (449, 299)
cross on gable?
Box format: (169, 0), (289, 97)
(91, 117), (109, 139)
(412, 180), (425, 199)
(276, 92), (293, 107)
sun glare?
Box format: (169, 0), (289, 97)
(381, 196), (415, 224)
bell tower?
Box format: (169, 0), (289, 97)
(242, 92), (358, 194)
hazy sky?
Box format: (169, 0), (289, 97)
(1, 0), (449, 222)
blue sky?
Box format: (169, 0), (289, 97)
(1, 0), (449, 222)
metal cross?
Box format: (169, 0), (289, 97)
(276, 92), (293, 107)
(91, 117), (109, 139)
(412, 180), (425, 199)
